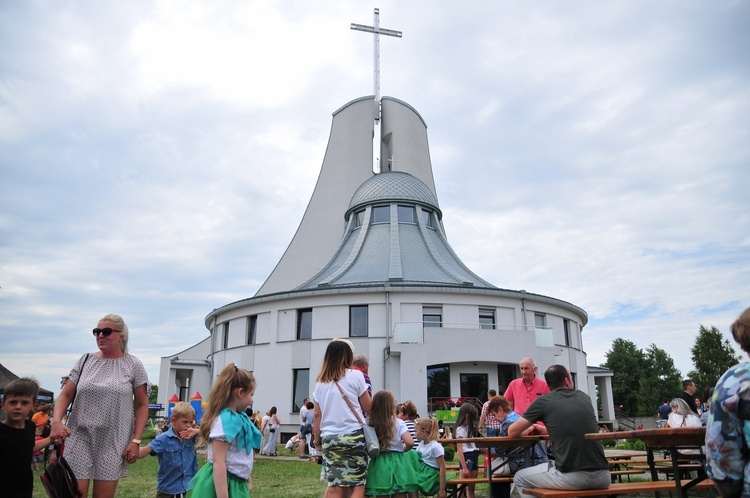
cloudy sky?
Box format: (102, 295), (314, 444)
(1, 1), (748, 398)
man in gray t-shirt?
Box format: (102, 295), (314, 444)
(508, 365), (610, 497)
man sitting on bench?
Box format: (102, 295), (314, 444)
(507, 365), (610, 497)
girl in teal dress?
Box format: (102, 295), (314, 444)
(365, 391), (419, 497)
(188, 364), (261, 498)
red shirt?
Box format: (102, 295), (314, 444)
(504, 376), (550, 415)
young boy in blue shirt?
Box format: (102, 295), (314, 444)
(137, 401), (199, 497)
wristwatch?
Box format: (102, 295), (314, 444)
(131, 439), (142, 444)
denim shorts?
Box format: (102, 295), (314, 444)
(461, 450), (480, 471)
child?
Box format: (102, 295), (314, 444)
(0, 377), (52, 498)
(365, 391), (419, 498)
(137, 401), (200, 496)
(188, 364), (260, 498)
(413, 417), (447, 498)
(454, 403), (480, 498)
(33, 427), (44, 471)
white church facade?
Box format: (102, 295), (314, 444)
(158, 95), (615, 432)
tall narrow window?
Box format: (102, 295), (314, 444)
(479, 308), (495, 329)
(423, 306), (442, 328)
(563, 319), (570, 346)
(297, 308), (312, 340)
(292, 369), (310, 412)
(427, 364), (450, 399)
(349, 305), (368, 337)
(534, 313), (547, 328)
(397, 205), (415, 222)
(371, 205), (390, 223)
(222, 322), (229, 349)
(247, 315), (257, 345)
(421, 208), (434, 228)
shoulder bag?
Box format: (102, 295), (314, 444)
(334, 381), (379, 459)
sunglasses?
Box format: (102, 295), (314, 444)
(92, 327), (122, 337)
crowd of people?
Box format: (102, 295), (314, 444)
(3, 307), (750, 497)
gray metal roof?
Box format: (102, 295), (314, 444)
(347, 171), (441, 219)
(298, 172), (495, 290)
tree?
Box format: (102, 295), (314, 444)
(636, 344), (682, 416)
(149, 384), (159, 405)
(688, 325), (740, 395)
(603, 338), (646, 416)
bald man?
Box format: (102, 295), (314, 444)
(503, 358), (550, 415)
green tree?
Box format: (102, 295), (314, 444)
(603, 338), (646, 416)
(636, 344), (682, 416)
(149, 384), (159, 405)
(688, 325), (740, 395)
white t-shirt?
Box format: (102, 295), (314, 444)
(417, 439), (445, 469)
(300, 404), (308, 425)
(312, 369), (368, 437)
(454, 425), (477, 452)
(387, 418), (410, 452)
(207, 415), (254, 479)
(667, 413), (701, 428)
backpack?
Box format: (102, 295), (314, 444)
(40, 442), (83, 498)
(302, 423), (313, 435)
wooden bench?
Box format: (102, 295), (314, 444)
(445, 476), (513, 498)
(522, 478), (715, 497)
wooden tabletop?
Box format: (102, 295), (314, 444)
(585, 427), (705, 447)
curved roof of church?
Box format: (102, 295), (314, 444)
(347, 171), (442, 218)
(297, 171), (496, 290)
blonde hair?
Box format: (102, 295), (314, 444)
(199, 364), (256, 445)
(171, 401), (196, 421)
(415, 417), (439, 442)
(316, 340), (354, 383)
(99, 313), (129, 353)
(369, 390), (397, 450)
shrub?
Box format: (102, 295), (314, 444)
(443, 444), (456, 461)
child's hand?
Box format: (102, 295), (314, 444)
(179, 427), (199, 439)
(437, 490), (447, 498)
(461, 467), (471, 478)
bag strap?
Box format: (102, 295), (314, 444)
(334, 381), (364, 426)
(69, 353), (90, 415)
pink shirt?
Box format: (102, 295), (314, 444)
(504, 376), (550, 415)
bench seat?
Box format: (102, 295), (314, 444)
(523, 478), (715, 497)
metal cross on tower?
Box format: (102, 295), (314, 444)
(351, 8), (402, 173)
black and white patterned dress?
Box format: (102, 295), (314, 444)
(64, 353), (150, 480)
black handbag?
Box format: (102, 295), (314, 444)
(40, 442), (83, 498)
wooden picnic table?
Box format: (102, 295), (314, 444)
(586, 427), (707, 498)
(443, 435), (548, 491)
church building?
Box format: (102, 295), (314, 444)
(157, 94), (615, 433)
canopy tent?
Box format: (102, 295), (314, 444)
(0, 362), (54, 403)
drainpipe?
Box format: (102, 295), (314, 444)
(383, 290), (390, 389)
(520, 291), (528, 331)
(209, 316), (216, 380)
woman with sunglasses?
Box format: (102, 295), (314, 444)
(50, 313), (150, 498)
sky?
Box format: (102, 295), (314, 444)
(1, 1), (749, 398)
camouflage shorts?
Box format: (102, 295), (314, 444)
(321, 430), (367, 487)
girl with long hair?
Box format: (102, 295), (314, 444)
(365, 391), (418, 497)
(454, 403), (480, 498)
(188, 364), (260, 498)
(312, 339), (373, 498)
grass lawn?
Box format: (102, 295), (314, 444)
(33, 446), (328, 498)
